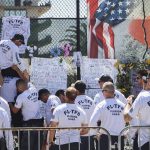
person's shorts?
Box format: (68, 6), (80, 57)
(0, 77), (19, 102)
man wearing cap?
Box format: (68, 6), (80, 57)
(124, 72), (150, 150)
(94, 75), (127, 105)
(90, 82), (125, 150)
(0, 34), (29, 103)
(74, 80), (95, 150)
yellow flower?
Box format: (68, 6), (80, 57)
(145, 59), (150, 65)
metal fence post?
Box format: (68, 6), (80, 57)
(76, 0), (81, 80)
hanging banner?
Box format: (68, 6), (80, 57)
(30, 57), (67, 94)
(81, 57), (118, 98)
(2, 16), (30, 54)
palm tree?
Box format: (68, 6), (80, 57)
(59, 22), (87, 56)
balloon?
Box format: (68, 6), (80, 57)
(129, 17), (150, 48)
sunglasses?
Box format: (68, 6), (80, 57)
(136, 76), (141, 80)
(102, 90), (113, 93)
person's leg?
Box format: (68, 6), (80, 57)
(81, 136), (88, 150)
(99, 134), (109, 150)
(140, 142), (149, 150)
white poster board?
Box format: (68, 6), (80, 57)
(2, 16), (30, 54)
(30, 57), (67, 94)
(81, 58), (118, 98)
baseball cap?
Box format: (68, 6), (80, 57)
(12, 34), (25, 44)
(98, 75), (113, 83)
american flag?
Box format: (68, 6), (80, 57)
(87, 0), (138, 58)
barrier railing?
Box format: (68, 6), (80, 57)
(0, 127), (111, 150)
(118, 126), (150, 150)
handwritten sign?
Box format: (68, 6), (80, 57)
(81, 57), (118, 98)
(30, 57), (67, 94)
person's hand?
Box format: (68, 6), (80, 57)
(127, 95), (135, 106)
(22, 70), (29, 81)
(11, 64), (18, 71)
(0, 71), (3, 86)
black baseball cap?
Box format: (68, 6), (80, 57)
(12, 34), (25, 44)
(98, 75), (113, 83)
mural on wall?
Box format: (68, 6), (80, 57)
(87, 0), (150, 62)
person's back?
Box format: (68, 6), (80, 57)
(95, 98), (125, 135)
(0, 96), (11, 121)
(0, 107), (14, 150)
(53, 103), (87, 145)
(0, 40), (19, 70)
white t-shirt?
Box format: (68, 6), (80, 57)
(51, 103), (87, 145)
(90, 98), (125, 136)
(0, 96), (11, 121)
(128, 90), (150, 147)
(75, 95), (95, 136)
(0, 40), (25, 71)
(15, 86), (42, 121)
(40, 99), (53, 126)
(0, 77), (19, 102)
(0, 107), (14, 150)
(49, 95), (61, 110)
(94, 89), (127, 105)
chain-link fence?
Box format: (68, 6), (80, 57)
(0, 0), (150, 92)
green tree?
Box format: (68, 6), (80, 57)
(59, 22), (87, 56)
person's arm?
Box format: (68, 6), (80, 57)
(2, 111), (14, 150)
(0, 70), (3, 86)
(49, 121), (58, 144)
(9, 103), (20, 113)
(11, 64), (29, 81)
(124, 95), (140, 123)
(80, 123), (88, 135)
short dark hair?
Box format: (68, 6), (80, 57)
(137, 70), (148, 77)
(12, 34), (25, 44)
(74, 80), (86, 93)
(55, 89), (65, 97)
(99, 75), (113, 83)
(16, 79), (27, 87)
(38, 88), (50, 99)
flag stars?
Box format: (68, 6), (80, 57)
(118, 9), (123, 14)
(111, 10), (115, 15)
(119, 2), (123, 6)
(106, 1), (111, 6)
(97, 8), (102, 13)
(126, 0), (130, 6)
(125, 8), (130, 14)
(111, 3), (115, 7)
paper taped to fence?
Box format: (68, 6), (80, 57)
(30, 57), (67, 94)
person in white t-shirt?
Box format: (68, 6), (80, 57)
(55, 89), (65, 103)
(0, 106), (14, 150)
(0, 34), (29, 103)
(124, 73), (150, 150)
(74, 80), (95, 150)
(94, 75), (127, 105)
(49, 87), (88, 150)
(0, 96), (11, 122)
(9, 79), (43, 150)
(90, 82), (125, 150)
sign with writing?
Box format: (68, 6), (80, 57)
(2, 16), (30, 53)
(30, 57), (67, 94)
(81, 57), (118, 98)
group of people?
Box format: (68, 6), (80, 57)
(0, 34), (150, 150)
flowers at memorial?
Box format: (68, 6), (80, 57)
(50, 46), (62, 57)
(62, 43), (72, 57)
(50, 43), (72, 58)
